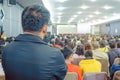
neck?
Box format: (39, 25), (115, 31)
(23, 31), (44, 39)
(65, 59), (72, 64)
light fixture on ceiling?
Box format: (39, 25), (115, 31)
(85, 17), (89, 20)
(88, 15), (94, 18)
(73, 15), (78, 18)
(80, 19), (85, 22)
(94, 11), (101, 15)
(57, 7), (66, 11)
(103, 16), (108, 19)
(80, 5), (89, 9)
(90, 0), (96, 2)
(78, 12), (82, 14)
(102, 5), (113, 10)
(97, 19), (102, 22)
(112, 13), (119, 16)
(56, 0), (67, 2)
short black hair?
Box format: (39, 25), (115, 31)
(117, 41), (120, 48)
(75, 44), (84, 56)
(109, 41), (116, 49)
(22, 5), (50, 31)
(61, 46), (73, 59)
(84, 50), (93, 58)
(99, 40), (106, 47)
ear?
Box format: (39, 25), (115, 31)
(42, 24), (48, 34)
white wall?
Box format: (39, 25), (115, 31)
(57, 25), (77, 34)
(91, 25), (100, 35)
(77, 23), (91, 33)
(0, 0), (23, 37)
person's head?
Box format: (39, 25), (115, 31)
(85, 42), (92, 50)
(58, 41), (64, 48)
(92, 42), (100, 50)
(75, 44), (84, 56)
(99, 40), (106, 48)
(84, 50), (93, 58)
(22, 5), (50, 39)
(117, 41), (120, 48)
(114, 58), (120, 65)
(61, 46), (74, 62)
(109, 41), (116, 49)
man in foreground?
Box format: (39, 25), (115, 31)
(2, 5), (67, 80)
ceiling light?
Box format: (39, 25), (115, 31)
(79, 19), (85, 23)
(85, 18), (89, 20)
(78, 12), (82, 14)
(112, 13), (118, 16)
(56, 0), (67, 2)
(57, 7), (66, 11)
(80, 19), (84, 22)
(103, 5), (113, 10)
(90, 0), (96, 2)
(73, 15), (78, 18)
(80, 5), (89, 9)
(94, 11), (101, 15)
(103, 16), (108, 19)
(88, 15), (94, 18)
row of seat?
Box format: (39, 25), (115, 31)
(64, 71), (120, 80)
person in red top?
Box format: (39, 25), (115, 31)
(61, 46), (82, 80)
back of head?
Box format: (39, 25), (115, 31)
(75, 44), (84, 56)
(61, 46), (73, 59)
(109, 41), (116, 49)
(92, 42), (100, 49)
(117, 41), (120, 48)
(99, 40), (106, 48)
(22, 5), (50, 32)
(85, 42), (92, 50)
(84, 50), (93, 58)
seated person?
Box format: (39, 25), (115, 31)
(79, 50), (101, 76)
(108, 41), (120, 68)
(92, 43), (108, 60)
(99, 40), (109, 53)
(61, 46), (82, 80)
(110, 58), (120, 80)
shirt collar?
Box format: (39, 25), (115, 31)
(15, 34), (48, 45)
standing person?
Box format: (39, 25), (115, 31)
(2, 5), (67, 80)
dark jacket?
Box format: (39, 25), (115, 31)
(108, 48), (120, 67)
(110, 64), (120, 79)
(2, 34), (67, 80)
